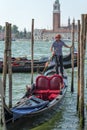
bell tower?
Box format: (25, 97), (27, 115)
(53, 0), (60, 32)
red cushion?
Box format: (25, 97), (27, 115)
(50, 74), (63, 90)
(48, 94), (58, 100)
(34, 74), (64, 100)
(36, 75), (49, 90)
(34, 90), (49, 94)
(49, 90), (60, 94)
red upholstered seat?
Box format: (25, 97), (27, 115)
(50, 74), (63, 90)
(34, 74), (64, 100)
(50, 75), (61, 90)
(36, 75), (49, 90)
(34, 75), (49, 100)
(48, 74), (63, 100)
(48, 90), (60, 94)
(48, 93), (58, 100)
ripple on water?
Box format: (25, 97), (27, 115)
(0, 41), (87, 130)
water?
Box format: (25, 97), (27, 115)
(0, 40), (87, 130)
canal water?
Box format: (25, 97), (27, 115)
(0, 40), (87, 130)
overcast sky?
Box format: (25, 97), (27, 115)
(0, 0), (87, 31)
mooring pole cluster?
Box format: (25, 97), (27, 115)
(70, 14), (87, 128)
(3, 22), (12, 108)
(77, 14), (87, 128)
(0, 22), (12, 130)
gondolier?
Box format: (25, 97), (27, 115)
(50, 34), (72, 76)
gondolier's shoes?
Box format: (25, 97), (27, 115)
(62, 75), (67, 79)
(38, 71), (43, 75)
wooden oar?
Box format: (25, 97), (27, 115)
(38, 55), (54, 74)
(31, 19), (34, 84)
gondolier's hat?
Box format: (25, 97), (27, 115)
(55, 34), (61, 39)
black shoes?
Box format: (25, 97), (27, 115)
(62, 75), (67, 79)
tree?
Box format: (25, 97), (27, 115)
(24, 28), (27, 38)
(0, 25), (2, 31)
(12, 25), (19, 34)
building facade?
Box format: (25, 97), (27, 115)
(53, 0), (61, 31)
(34, 0), (77, 41)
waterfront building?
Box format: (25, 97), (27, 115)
(34, 0), (78, 41)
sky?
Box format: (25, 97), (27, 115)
(0, 0), (87, 31)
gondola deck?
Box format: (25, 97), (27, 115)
(3, 71), (68, 130)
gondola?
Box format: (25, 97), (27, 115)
(43, 58), (77, 73)
(1, 63), (68, 130)
(0, 51), (77, 73)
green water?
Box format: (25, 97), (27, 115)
(0, 40), (87, 130)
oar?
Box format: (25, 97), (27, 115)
(31, 19), (34, 84)
(39, 55), (54, 74)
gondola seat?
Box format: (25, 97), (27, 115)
(49, 74), (63, 93)
(34, 74), (64, 100)
(34, 75), (49, 100)
(48, 74), (64, 100)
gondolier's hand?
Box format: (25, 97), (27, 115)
(52, 51), (55, 56)
(65, 44), (72, 48)
(70, 45), (73, 48)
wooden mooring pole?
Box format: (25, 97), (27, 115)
(71, 19), (75, 93)
(77, 20), (80, 112)
(0, 79), (7, 130)
(3, 22), (9, 95)
(8, 23), (12, 108)
(83, 14), (87, 54)
(3, 22), (12, 108)
(79, 14), (87, 128)
(31, 19), (34, 84)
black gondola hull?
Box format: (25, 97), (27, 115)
(0, 52), (77, 73)
(6, 87), (67, 130)
(0, 60), (77, 73)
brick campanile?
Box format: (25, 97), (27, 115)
(53, 0), (60, 32)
